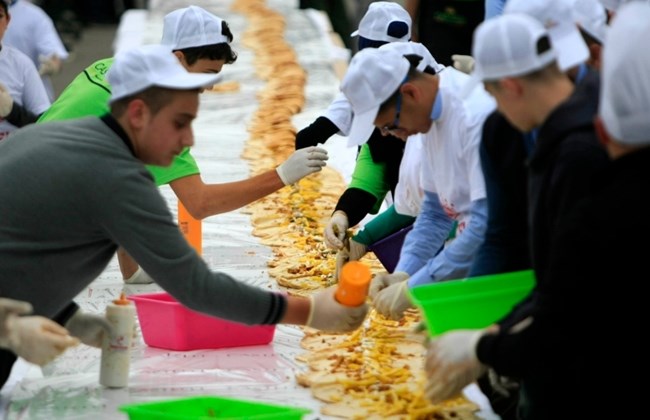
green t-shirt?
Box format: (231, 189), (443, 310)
(348, 143), (391, 214)
(37, 58), (200, 186)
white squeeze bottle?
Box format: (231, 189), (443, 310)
(99, 292), (136, 388)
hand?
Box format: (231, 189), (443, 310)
(1, 314), (79, 366)
(0, 83), (14, 118)
(276, 146), (328, 185)
(368, 271), (409, 299)
(334, 238), (368, 281)
(424, 329), (487, 404)
(64, 309), (113, 348)
(307, 286), (368, 333)
(451, 54), (475, 74)
(38, 55), (62, 76)
(372, 280), (413, 320)
(323, 210), (349, 249)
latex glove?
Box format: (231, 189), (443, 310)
(368, 271), (409, 300)
(276, 146), (328, 185)
(64, 309), (113, 348)
(324, 210), (349, 250)
(307, 286), (368, 333)
(0, 83), (14, 118)
(0, 314), (79, 366)
(38, 54), (62, 76)
(425, 329), (488, 404)
(334, 238), (368, 281)
(451, 54), (475, 74)
(372, 280), (413, 320)
(123, 266), (154, 284)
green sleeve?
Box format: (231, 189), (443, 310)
(38, 57), (200, 186)
(146, 148), (200, 186)
(348, 143), (391, 214)
(353, 204), (415, 246)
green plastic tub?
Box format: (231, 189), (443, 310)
(119, 396), (311, 419)
(409, 270), (535, 336)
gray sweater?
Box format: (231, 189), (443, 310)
(0, 116), (284, 325)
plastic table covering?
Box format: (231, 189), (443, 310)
(0, 1), (498, 418)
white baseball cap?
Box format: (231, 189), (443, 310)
(161, 6), (231, 50)
(572, 0), (608, 44)
(108, 45), (221, 102)
(505, 0), (589, 71)
(599, 1), (650, 145)
(350, 1), (411, 42)
(379, 41), (445, 73)
(340, 47), (411, 144)
(462, 13), (557, 97)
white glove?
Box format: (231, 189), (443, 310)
(324, 210), (349, 250)
(451, 54), (475, 74)
(0, 298), (32, 326)
(0, 314), (79, 366)
(372, 280), (413, 320)
(0, 83), (14, 118)
(307, 286), (368, 333)
(64, 309), (113, 348)
(368, 271), (409, 299)
(425, 329), (488, 404)
(38, 55), (62, 76)
(334, 238), (368, 281)
(123, 266), (154, 284)
(276, 146), (328, 185)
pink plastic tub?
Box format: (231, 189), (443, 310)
(128, 292), (276, 351)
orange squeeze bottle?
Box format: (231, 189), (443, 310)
(335, 261), (371, 306)
(178, 201), (202, 255)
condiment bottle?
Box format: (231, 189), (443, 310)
(335, 261), (371, 306)
(99, 292), (136, 388)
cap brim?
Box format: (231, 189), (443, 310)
(347, 105), (379, 147)
(157, 72), (222, 91)
(548, 24), (590, 71)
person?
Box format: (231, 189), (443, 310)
(37, 6), (329, 284)
(295, 2), (413, 265)
(3, 0), (69, 101)
(332, 41), (444, 276)
(0, 297), (79, 370)
(404, 0), (484, 66)
(423, 13), (610, 419)
(465, 1), (606, 417)
(339, 46), (495, 320)
(0, 0), (50, 140)
(0, 44), (368, 388)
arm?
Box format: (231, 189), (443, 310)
(337, 139), (391, 225)
(395, 191), (453, 276)
(408, 198), (488, 287)
(4, 101), (41, 127)
(170, 146), (328, 219)
(170, 171), (285, 219)
(404, 0), (421, 41)
(353, 204), (415, 246)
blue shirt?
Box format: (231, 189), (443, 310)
(395, 191), (488, 287)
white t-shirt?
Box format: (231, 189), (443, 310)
(419, 67), (495, 234)
(394, 133), (425, 217)
(4, 1), (69, 101)
(0, 45), (51, 140)
(322, 92), (353, 137)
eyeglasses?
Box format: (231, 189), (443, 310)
(380, 91), (402, 136)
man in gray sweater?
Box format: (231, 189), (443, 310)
(0, 44), (367, 386)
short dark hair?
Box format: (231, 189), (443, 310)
(379, 66), (422, 112)
(174, 20), (237, 65)
(0, 1), (8, 15)
(110, 86), (192, 117)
